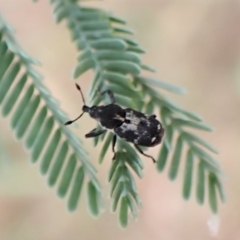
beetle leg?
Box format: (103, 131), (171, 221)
(134, 144), (156, 163)
(85, 128), (107, 138)
(100, 90), (116, 104)
(112, 134), (117, 160)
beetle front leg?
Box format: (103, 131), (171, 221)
(85, 128), (107, 138)
(134, 144), (156, 163)
(112, 134), (117, 160)
(100, 90), (116, 104)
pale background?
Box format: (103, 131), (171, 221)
(0, 0), (240, 240)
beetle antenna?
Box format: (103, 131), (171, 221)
(64, 112), (84, 125)
(75, 83), (86, 105)
(64, 84), (87, 126)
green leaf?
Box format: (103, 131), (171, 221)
(58, 154), (77, 198)
(1, 73), (27, 116)
(89, 71), (103, 100)
(180, 109), (202, 121)
(196, 161), (205, 205)
(0, 61), (21, 104)
(128, 187), (142, 207)
(142, 77), (185, 94)
(126, 195), (138, 220)
(15, 95), (41, 139)
(73, 58), (95, 78)
(157, 142), (169, 172)
(81, 7), (104, 13)
(164, 125), (173, 151)
(113, 27), (134, 35)
(182, 131), (218, 154)
(108, 158), (119, 182)
(114, 95), (135, 108)
(1, 17), (104, 220)
(76, 11), (105, 21)
(107, 83), (140, 99)
(47, 0), (225, 223)
(95, 50), (141, 63)
(208, 173), (218, 213)
(145, 100), (154, 115)
(102, 71), (130, 89)
(119, 141), (143, 168)
(87, 180), (100, 216)
(0, 51), (14, 80)
(90, 93), (102, 106)
(55, 8), (67, 23)
(159, 107), (173, 149)
(99, 132), (113, 163)
(111, 181), (124, 212)
(68, 166), (85, 211)
(110, 165), (125, 197)
(90, 38), (127, 50)
(100, 60), (141, 75)
(126, 157), (143, 178)
(140, 64), (156, 73)
(48, 141), (68, 187)
(191, 144), (220, 169)
(160, 107), (171, 127)
(120, 37), (138, 46)
(109, 15), (126, 24)
(78, 12), (105, 21)
(77, 49), (91, 61)
(80, 20), (109, 31)
(119, 196), (128, 228)
(172, 119), (213, 132)
(168, 135), (183, 180)
(25, 106), (47, 149)
(52, 1), (63, 14)
(0, 41), (8, 58)
(214, 177), (226, 203)
(84, 30), (111, 40)
(31, 116), (54, 162)
(183, 149), (194, 200)
(127, 46), (146, 54)
(124, 168), (138, 192)
(11, 85), (34, 128)
(40, 129), (61, 175)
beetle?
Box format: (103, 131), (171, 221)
(65, 84), (164, 163)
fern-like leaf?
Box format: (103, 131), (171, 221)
(0, 15), (101, 215)
(49, 0), (225, 227)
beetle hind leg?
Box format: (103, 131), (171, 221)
(134, 144), (156, 163)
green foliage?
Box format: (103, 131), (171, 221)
(0, 15), (101, 215)
(49, 0), (225, 227)
(0, 0), (225, 228)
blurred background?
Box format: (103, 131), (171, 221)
(0, 0), (240, 239)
